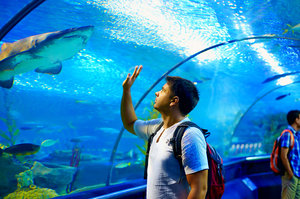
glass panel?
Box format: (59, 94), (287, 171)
(0, 0), (299, 197)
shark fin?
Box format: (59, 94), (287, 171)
(35, 62), (62, 75)
(0, 77), (14, 89)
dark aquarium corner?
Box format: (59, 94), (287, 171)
(0, 0), (299, 198)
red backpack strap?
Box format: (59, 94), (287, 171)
(280, 129), (295, 150)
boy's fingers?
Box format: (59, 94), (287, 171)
(133, 65), (142, 78)
(123, 73), (130, 83)
(132, 66), (138, 77)
(137, 65), (142, 75)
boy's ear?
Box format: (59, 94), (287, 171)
(170, 96), (179, 106)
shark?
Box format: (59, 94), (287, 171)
(0, 25), (94, 88)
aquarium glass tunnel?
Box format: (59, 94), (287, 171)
(0, 0), (299, 198)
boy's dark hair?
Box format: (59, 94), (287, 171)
(287, 110), (300, 125)
(166, 76), (199, 116)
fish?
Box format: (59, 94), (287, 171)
(68, 121), (76, 129)
(0, 143), (40, 156)
(115, 162), (131, 169)
(75, 100), (93, 104)
(96, 127), (119, 134)
(0, 25), (94, 89)
(282, 23), (300, 34)
(275, 93), (291, 101)
(20, 126), (34, 131)
(193, 77), (211, 85)
(41, 139), (58, 147)
(262, 71), (300, 84)
(70, 136), (95, 143)
(288, 45), (300, 48)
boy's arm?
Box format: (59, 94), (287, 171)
(120, 65), (142, 135)
(186, 169), (208, 199)
(281, 147), (294, 179)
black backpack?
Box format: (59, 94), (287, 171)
(144, 121), (225, 199)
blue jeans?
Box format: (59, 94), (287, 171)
(281, 172), (300, 199)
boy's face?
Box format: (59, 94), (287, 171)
(154, 82), (174, 112)
(296, 114), (300, 128)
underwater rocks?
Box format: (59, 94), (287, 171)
(31, 162), (77, 194)
(0, 154), (28, 197)
(0, 154), (75, 197)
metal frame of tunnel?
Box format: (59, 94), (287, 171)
(0, 0), (46, 42)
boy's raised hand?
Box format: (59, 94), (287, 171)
(122, 65), (143, 90)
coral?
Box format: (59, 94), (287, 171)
(16, 170), (33, 189)
(3, 187), (58, 199)
(136, 140), (147, 166)
(0, 117), (20, 146)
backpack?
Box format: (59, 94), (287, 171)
(270, 129), (295, 175)
(144, 121), (225, 199)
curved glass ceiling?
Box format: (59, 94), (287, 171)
(0, 0), (299, 195)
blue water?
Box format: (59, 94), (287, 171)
(0, 0), (299, 196)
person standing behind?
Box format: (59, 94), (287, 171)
(281, 110), (300, 199)
(121, 65), (208, 199)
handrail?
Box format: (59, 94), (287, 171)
(0, 0), (46, 41)
(91, 185), (146, 199)
(223, 155), (270, 167)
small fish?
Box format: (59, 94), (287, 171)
(288, 45), (300, 48)
(282, 23), (300, 35)
(0, 143), (40, 156)
(41, 139), (59, 147)
(70, 136), (95, 143)
(75, 100), (93, 104)
(193, 77), (211, 85)
(115, 162), (131, 169)
(68, 122), (75, 129)
(295, 98), (300, 102)
(262, 71), (300, 84)
(262, 34), (277, 37)
(275, 93), (291, 100)
(20, 126), (34, 131)
(20, 122), (45, 131)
